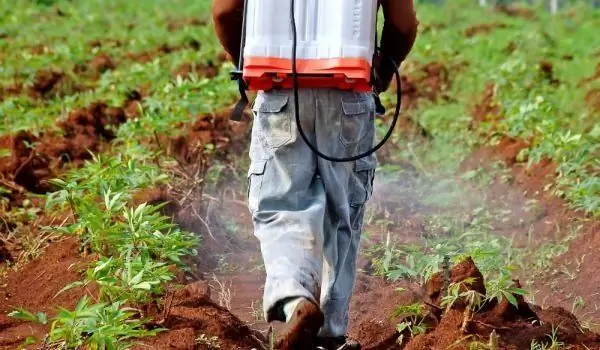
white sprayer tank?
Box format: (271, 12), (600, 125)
(241, 0), (379, 91)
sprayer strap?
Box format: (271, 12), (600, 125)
(230, 79), (248, 122)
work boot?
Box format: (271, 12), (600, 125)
(274, 298), (324, 350)
(315, 336), (361, 350)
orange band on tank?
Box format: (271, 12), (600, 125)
(242, 56), (373, 92)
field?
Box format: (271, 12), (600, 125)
(0, 0), (599, 349)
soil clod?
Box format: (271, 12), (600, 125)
(89, 52), (116, 75)
(464, 23), (508, 37)
(401, 258), (600, 349)
(135, 282), (264, 350)
(173, 61), (219, 79)
(0, 101), (129, 195)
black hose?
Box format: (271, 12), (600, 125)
(290, 0), (402, 162)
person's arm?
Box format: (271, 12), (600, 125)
(212, 0), (244, 65)
(376, 0), (419, 93)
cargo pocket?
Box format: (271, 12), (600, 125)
(253, 93), (292, 149)
(349, 155), (377, 230)
(350, 155), (378, 208)
(247, 160), (267, 212)
(340, 97), (375, 148)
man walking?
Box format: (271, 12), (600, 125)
(212, 1), (418, 349)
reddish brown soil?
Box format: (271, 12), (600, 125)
(504, 41), (517, 55)
(459, 136), (583, 242)
(538, 60), (560, 86)
(29, 70), (64, 98)
(0, 238), (96, 349)
(464, 23), (508, 38)
(88, 52), (117, 75)
(1, 69), (89, 101)
(28, 70), (88, 99)
(403, 258), (600, 349)
(420, 22), (447, 34)
(124, 40), (205, 64)
(0, 82), (23, 102)
(391, 61), (453, 110)
(173, 61), (219, 79)
(470, 83), (502, 130)
(88, 38), (122, 49)
(133, 282), (264, 350)
(0, 98), (135, 198)
(167, 17), (207, 32)
(215, 51), (230, 65)
(458, 136), (600, 322)
(347, 276), (423, 350)
(579, 63), (600, 86)
(585, 88), (600, 113)
(164, 107), (251, 164)
(495, 4), (536, 19)
(28, 44), (51, 56)
(0, 240), (12, 264)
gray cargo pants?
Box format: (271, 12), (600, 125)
(247, 88), (377, 338)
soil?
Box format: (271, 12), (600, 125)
(3, 121), (600, 350)
(579, 63), (600, 86)
(495, 4), (536, 19)
(0, 83), (23, 102)
(0, 240), (12, 264)
(164, 107), (251, 164)
(88, 52), (117, 75)
(464, 23), (508, 38)
(0, 97), (136, 199)
(458, 135), (600, 322)
(420, 22), (447, 34)
(28, 44), (50, 56)
(391, 61), (453, 110)
(28, 69), (89, 99)
(173, 61), (219, 79)
(1, 47), (598, 348)
(0, 238), (96, 349)
(133, 69), (597, 348)
(470, 83), (501, 130)
(538, 60), (560, 86)
(403, 258), (600, 349)
(124, 40), (204, 63)
(1, 69), (90, 101)
(167, 17), (207, 32)
(88, 38), (122, 49)
(29, 70), (64, 98)
(503, 41), (517, 55)
(136, 284), (264, 350)
(585, 88), (600, 113)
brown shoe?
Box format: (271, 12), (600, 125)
(315, 336), (361, 350)
(274, 299), (324, 350)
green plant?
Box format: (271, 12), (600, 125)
(196, 334), (221, 349)
(394, 301), (429, 344)
(10, 296), (162, 349)
(530, 326), (565, 350)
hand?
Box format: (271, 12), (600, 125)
(372, 52), (396, 95)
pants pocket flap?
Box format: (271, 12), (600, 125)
(341, 99), (371, 116)
(253, 94), (289, 113)
(354, 155), (378, 172)
(248, 160), (267, 177)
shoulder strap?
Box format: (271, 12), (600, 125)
(229, 0), (250, 122)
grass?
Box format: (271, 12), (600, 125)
(0, 0), (599, 348)
(2, 1), (237, 346)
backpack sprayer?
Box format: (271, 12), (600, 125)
(230, 0), (402, 162)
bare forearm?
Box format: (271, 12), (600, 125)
(378, 0), (419, 91)
(212, 0), (244, 65)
